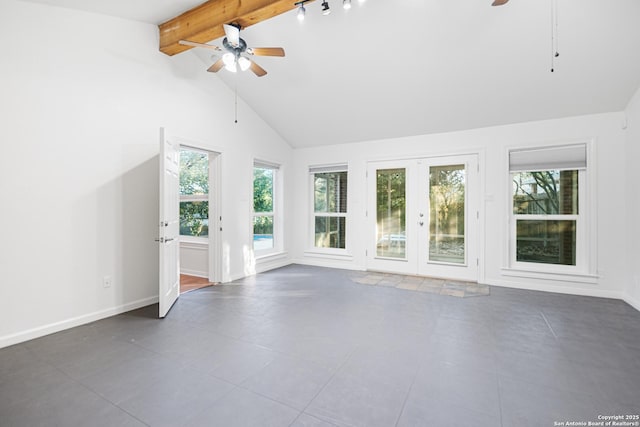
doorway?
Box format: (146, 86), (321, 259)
(178, 145), (222, 293)
(367, 154), (479, 282)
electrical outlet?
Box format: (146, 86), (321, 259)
(103, 275), (112, 288)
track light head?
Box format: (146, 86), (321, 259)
(297, 4), (306, 20)
(343, 0), (351, 10)
(321, 1), (331, 15)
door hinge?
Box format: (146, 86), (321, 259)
(476, 258), (479, 266)
(365, 249), (368, 256)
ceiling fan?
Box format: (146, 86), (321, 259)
(179, 24), (285, 77)
(492, 0), (509, 5)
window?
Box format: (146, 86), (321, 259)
(311, 166), (348, 249)
(253, 162), (278, 252)
(180, 149), (209, 238)
(510, 144), (587, 271)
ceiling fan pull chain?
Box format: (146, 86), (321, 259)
(234, 73), (239, 124)
(550, 0), (559, 72)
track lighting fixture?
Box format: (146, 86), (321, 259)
(321, 1), (331, 15)
(293, 0), (362, 20)
(295, 0), (308, 21)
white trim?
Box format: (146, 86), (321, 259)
(180, 240), (207, 249)
(255, 250), (289, 263)
(180, 268), (208, 278)
(303, 250), (354, 261)
(293, 258), (365, 271)
(623, 294), (640, 312)
(488, 278), (620, 300)
(255, 251), (290, 273)
(500, 267), (599, 284)
(0, 296), (158, 349)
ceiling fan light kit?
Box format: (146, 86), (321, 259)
(179, 23), (284, 77)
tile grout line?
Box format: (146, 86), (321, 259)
(539, 311), (559, 340)
(287, 344), (360, 427)
(393, 362), (422, 427)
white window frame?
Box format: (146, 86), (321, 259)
(253, 160), (280, 256)
(309, 165), (349, 254)
(504, 142), (598, 282)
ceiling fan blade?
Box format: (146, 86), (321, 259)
(224, 24), (241, 47)
(248, 47), (285, 57)
(207, 58), (225, 73)
(179, 40), (222, 51)
(491, 0), (509, 5)
(249, 60), (267, 77)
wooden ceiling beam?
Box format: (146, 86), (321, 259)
(159, 0), (309, 56)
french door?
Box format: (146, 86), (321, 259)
(367, 155), (479, 282)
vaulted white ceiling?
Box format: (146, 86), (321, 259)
(21, 0), (640, 147)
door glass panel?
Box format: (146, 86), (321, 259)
(429, 164), (465, 264)
(376, 168), (406, 258)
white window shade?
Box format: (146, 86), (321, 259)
(509, 144), (586, 172)
(309, 164), (348, 174)
(254, 160), (280, 170)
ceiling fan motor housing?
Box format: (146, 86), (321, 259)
(223, 37), (247, 58)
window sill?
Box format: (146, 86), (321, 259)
(501, 267), (599, 284)
(304, 250), (354, 261)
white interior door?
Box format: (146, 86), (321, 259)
(417, 155), (479, 282)
(159, 128), (180, 318)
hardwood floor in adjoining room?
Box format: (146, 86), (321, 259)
(1, 265), (639, 427)
(180, 274), (213, 294)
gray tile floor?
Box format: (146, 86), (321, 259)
(1, 264), (639, 427)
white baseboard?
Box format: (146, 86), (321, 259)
(255, 255), (291, 274)
(623, 294), (640, 312)
(180, 268), (208, 278)
(0, 296), (158, 349)
(486, 278), (624, 300)
(292, 258), (366, 272)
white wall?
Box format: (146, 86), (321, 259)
(625, 87), (640, 308)
(292, 112), (630, 299)
(0, 0), (293, 348)
(180, 242), (208, 278)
